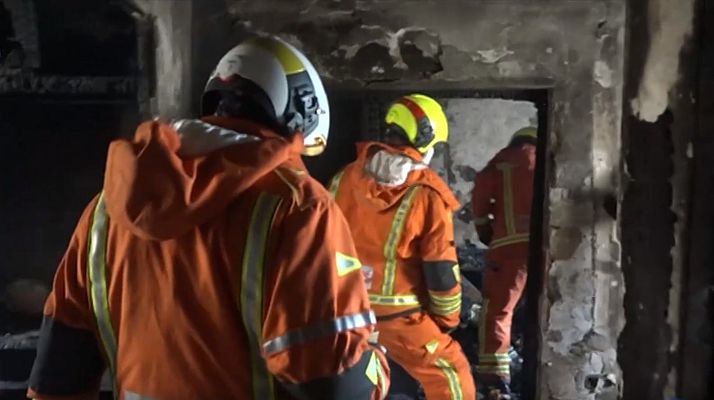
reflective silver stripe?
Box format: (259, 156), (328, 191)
(124, 391), (157, 400)
(87, 193), (118, 397)
(241, 193), (281, 400)
(368, 294), (420, 306)
(262, 310), (376, 356)
(381, 186), (420, 296)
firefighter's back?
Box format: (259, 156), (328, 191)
(107, 189), (265, 398)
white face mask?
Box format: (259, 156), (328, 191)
(422, 147), (435, 165)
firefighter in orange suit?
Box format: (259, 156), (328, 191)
(472, 127), (537, 395)
(330, 94), (476, 400)
(28, 37), (389, 400)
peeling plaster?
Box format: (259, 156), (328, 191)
(547, 257), (595, 357)
(631, 0), (695, 122)
(477, 48), (514, 64)
(594, 60), (613, 88)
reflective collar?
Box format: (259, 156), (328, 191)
(171, 119), (260, 157)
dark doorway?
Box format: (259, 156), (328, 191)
(309, 87), (549, 400)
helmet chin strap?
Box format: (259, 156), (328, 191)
(422, 147), (435, 165)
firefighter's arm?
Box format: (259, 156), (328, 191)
(472, 166), (495, 245)
(262, 198), (389, 400)
(419, 190), (462, 330)
(28, 199), (105, 400)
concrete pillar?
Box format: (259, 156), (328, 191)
(135, 0), (194, 119)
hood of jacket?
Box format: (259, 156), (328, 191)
(103, 116), (303, 241)
(347, 141), (459, 211)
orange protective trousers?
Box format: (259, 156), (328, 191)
(378, 311), (476, 400)
(477, 258), (527, 379)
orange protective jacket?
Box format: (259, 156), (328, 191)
(28, 117), (388, 400)
(472, 143), (536, 262)
(329, 142), (462, 329)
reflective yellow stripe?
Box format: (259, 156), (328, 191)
(478, 364), (511, 369)
(430, 304), (461, 316)
(376, 356), (388, 399)
(478, 353), (511, 361)
(435, 358), (463, 400)
(382, 186), (420, 296)
(430, 303), (461, 315)
(365, 351), (380, 385)
(429, 292), (461, 315)
(366, 351), (389, 399)
(478, 366), (511, 374)
(87, 193), (118, 399)
(476, 364), (511, 376)
(241, 193), (282, 400)
(498, 163), (516, 235)
(490, 233), (529, 249)
(478, 347), (511, 377)
(328, 170), (345, 198)
(368, 294), (420, 306)
(429, 292), (461, 304)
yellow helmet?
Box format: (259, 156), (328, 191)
(511, 127), (538, 140)
(384, 94), (448, 153)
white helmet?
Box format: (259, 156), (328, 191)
(201, 36), (330, 156)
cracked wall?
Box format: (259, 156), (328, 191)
(147, 1), (627, 398)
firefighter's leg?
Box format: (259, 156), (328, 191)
(378, 312), (476, 400)
(477, 259), (527, 382)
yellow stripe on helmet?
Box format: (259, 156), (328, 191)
(384, 93), (449, 153)
(248, 37), (305, 75)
